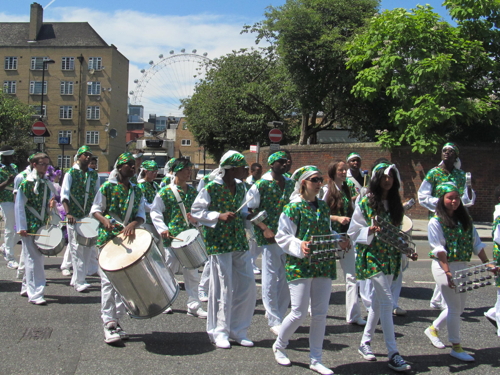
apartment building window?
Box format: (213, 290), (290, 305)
(59, 106), (73, 119)
(3, 81), (16, 94)
(30, 57), (50, 70)
(31, 105), (46, 117)
(86, 106), (100, 120)
(61, 57), (74, 70)
(87, 81), (101, 95)
(86, 131), (99, 145)
(60, 81), (74, 95)
(182, 123), (188, 130)
(58, 130), (72, 143)
(29, 81), (47, 95)
(88, 57), (102, 70)
(181, 139), (191, 146)
(4, 57), (18, 70)
(58, 155), (71, 169)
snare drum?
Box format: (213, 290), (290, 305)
(170, 229), (208, 269)
(35, 225), (65, 256)
(250, 210), (268, 225)
(99, 229), (179, 319)
(75, 217), (100, 247)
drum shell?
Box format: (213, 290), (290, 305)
(35, 225), (65, 256)
(170, 229), (208, 269)
(100, 240), (179, 319)
(75, 218), (99, 247)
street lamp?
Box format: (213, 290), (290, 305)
(39, 59), (55, 120)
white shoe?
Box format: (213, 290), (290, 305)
(424, 327), (445, 349)
(393, 307), (407, 316)
(310, 361), (334, 375)
(348, 318), (367, 326)
(75, 283), (90, 292)
(270, 325), (281, 336)
(61, 269), (72, 276)
(253, 268), (261, 275)
(450, 349), (474, 362)
(215, 339), (231, 349)
(198, 291), (208, 302)
(272, 343), (291, 366)
(162, 307), (173, 314)
(104, 322), (121, 344)
(7, 260), (19, 269)
(31, 298), (47, 305)
(187, 307), (207, 319)
(235, 338), (254, 347)
(116, 324), (129, 340)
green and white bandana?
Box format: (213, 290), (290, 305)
(435, 182), (459, 198)
(290, 165), (321, 201)
(346, 152), (361, 162)
(372, 162), (401, 183)
(268, 151), (287, 166)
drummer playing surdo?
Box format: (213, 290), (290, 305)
(61, 145), (99, 292)
(246, 151), (294, 335)
(150, 157), (207, 318)
(137, 160), (161, 241)
(90, 152), (146, 344)
(191, 150), (256, 349)
(15, 153), (56, 305)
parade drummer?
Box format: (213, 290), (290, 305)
(90, 152), (146, 345)
(423, 182), (492, 362)
(191, 150), (256, 350)
(246, 151), (294, 336)
(15, 153), (56, 305)
(61, 145), (99, 293)
(137, 160), (161, 239)
(150, 157), (207, 318)
(160, 157), (176, 188)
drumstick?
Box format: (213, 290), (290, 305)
(60, 221), (85, 224)
(17, 232), (50, 237)
(235, 197), (254, 213)
(168, 235), (184, 241)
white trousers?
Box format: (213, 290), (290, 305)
(87, 247), (99, 275)
(0, 202), (19, 261)
(359, 279), (372, 310)
(430, 284), (447, 308)
(60, 244), (72, 270)
(67, 224), (91, 289)
(261, 243), (290, 327)
(339, 248), (362, 322)
(165, 247), (201, 310)
(99, 267), (126, 325)
(431, 260), (466, 343)
(275, 277), (332, 362)
(361, 273), (399, 358)
(484, 288), (500, 336)
(391, 261), (404, 309)
(207, 251), (256, 343)
(198, 261), (210, 294)
(21, 236), (46, 303)
(249, 239), (262, 271)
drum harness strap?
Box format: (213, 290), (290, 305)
(69, 173), (92, 218)
(170, 184), (203, 236)
(26, 183), (49, 226)
(108, 189), (135, 229)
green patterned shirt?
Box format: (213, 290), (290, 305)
(493, 213), (500, 287)
(249, 176), (295, 246)
(138, 180), (159, 224)
(355, 196), (402, 280)
(158, 184), (197, 247)
(424, 167), (467, 217)
(281, 199), (337, 282)
(429, 216), (474, 262)
(18, 179), (52, 234)
(0, 163), (17, 203)
(63, 167), (99, 218)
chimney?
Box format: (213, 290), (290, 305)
(29, 3), (44, 41)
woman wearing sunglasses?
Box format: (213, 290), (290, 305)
(347, 161), (411, 372)
(273, 166), (347, 375)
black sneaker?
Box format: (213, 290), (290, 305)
(388, 353), (411, 372)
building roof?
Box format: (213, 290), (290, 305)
(0, 22), (109, 47)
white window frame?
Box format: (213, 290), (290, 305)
(3, 81), (16, 94)
(86, 106), (100, 120)
(57, 155), (71, 169)
(61, 57), (74, 71)
(30, 57), (50, 70)
(181, 139), (192, 146)
(58, 130), (72, 144)
(4, 57), (18, 70)
(60, 81), (74, 95)
(59, 106), (73, 119)
(29, 81), (47, 95)
(31, 105), (47, 117)
(86, 131), (99, 145)
(87, 81), (101, 95)
(88, 57), (102, 70)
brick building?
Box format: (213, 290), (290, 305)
(0, 2), (129, 171)
(176, 118), (216, 171)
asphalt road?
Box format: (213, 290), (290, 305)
(0, 240), (499, 375)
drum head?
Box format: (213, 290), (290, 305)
(76, 217), (100, 238)
(99, 229), (153, 271)
(402, 215), (413, 233)
(35, 225), (63, 249)
(171, 229), (199, 249)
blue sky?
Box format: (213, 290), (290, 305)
(0, 1), (454, 116)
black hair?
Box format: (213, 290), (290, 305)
(368, 161), (403, 226)
(250, 163), (262, 171)
(435, 194), (471, 231)
(326, 160), (353, 220)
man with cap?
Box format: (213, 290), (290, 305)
(91, 152), (146, 344)
(247, 151), (295, 335)
(61, 146), (99, 292)
(346, 152), (368, 199)
(0, 146), (20, 269)
(191, 150), (256, 349)
(151, 157), (207, 318)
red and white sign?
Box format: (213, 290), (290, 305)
(32, 121), (47, 136)
(249, 145), (259, 153)
(269, 128), (283, 143)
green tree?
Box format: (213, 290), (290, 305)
(182, 48), (295, 160)
(346, 5), (499, 154)
(251, 0), (380, 144)
(0, 90), (36, 167)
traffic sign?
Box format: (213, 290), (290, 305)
(58, 137), (70, 145)
(32, 121), (47, 136)
(269, 128), (283, 143)
(33, 137), (45, 144)
(269, 144), (281, 151)
(250, 145), (259, 153)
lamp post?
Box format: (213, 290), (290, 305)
(38, 59), (55, 151)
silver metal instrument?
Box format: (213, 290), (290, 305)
(307, 233), (349, 264)
(453, 261), (496, 293)
(373, 215), (416, 257)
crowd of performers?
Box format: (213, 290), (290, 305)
(0, 141), (499, 374)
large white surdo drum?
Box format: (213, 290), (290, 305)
(35, 225), (65, 256)
(170, 229), (208, 269)
(99, 229), (179, 319)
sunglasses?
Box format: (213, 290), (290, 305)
(306, 177), (324, 183)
